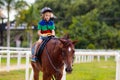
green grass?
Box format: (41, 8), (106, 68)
(1, 58), (26, 66)
(0, 57), (116, 80)
(0, 70), (25, 80)
(67, 61), (115, 80)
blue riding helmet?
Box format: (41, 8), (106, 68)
(41, 7), (52, 14)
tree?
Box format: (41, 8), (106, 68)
(15, 4), (39, 47)
(15, 0), (29, 12)
(0, 0), (16, 47)
(0, 0), (28, 47)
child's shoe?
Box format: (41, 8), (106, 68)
(31, 56), (38, 62)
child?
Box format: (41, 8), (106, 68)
(31, 7), (56, 62)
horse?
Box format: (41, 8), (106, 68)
(31, 35), (77, 80)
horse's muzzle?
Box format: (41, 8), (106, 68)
(65, 66), (73, 73)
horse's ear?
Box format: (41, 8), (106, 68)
(72, 40), (78, 45)
(63, 34), (70, 39)
(59, 38), (67, 44)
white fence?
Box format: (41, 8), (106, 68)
(0, 47), (120, 80)
(0, 47), (30, 71)
(75, 50), (118, 63)
(0, 47), (31, 80)
(75, 51), (120, 80)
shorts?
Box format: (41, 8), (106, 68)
(39, 36), (48, 40)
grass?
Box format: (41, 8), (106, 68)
(0, 57), (116, 80)
(0, 57), (26, 66)
(67, 61), (115, 80)
(0, 70), (25, 80)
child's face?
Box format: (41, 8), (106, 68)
(44, 12), (51, 21)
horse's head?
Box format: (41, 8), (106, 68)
(59, 35), (77, 73)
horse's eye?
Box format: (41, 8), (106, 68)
(72, 50), (75, 53)
(73, 50), (75, 53)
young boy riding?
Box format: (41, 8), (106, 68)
(31, 7), (56, 62)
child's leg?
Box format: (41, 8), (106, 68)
(34, 39), (42, 55)
(31, 39), (42, 62)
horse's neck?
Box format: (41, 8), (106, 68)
(51, 38), (63, 57)
(49, 39), (64, 67)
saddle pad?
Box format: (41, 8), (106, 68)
(35, 36), (52, 57)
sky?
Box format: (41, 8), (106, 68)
(1, 0), (35, 22)
(25, 0), (35, 4)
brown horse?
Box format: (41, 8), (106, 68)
(31, 35), (77, 80)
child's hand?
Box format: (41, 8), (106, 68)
(47, 33), (52, 36)
(41, 33), (52, 37)
(41, 34), (47, 37)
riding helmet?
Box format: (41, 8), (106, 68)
(41, 7), (52, 14)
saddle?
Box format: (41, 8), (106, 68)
(35, 36), (52, 57)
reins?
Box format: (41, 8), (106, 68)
(45, 46), (60, 73)
(45, 46), (59, 80)
(45, 39), (63, 80)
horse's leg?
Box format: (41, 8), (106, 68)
(43, 73), (52, 80)
(54, 67), (64, 80)
(31, 62), (40, 80)
(54, 72), (63, 80)
(54, 68), (64, 80)
(34, 70), (39, 80)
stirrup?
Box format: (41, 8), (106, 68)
(31, 56), (38, 62)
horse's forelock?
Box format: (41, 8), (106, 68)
(59, 38), (74, 48)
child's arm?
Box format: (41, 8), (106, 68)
(37, 30), (42, 36)
(52, 30), (55, 36)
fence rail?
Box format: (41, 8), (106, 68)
(0, 47), (30, 50)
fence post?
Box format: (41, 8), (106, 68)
(105, 56), (108, 61)
(0, 55), (1, 66)
(87, 56), (90, 62)
(29, 69), (33, 80)
(81, 56), (84, 62)
(62, 65), (66, 80)
(6, 50), (10, 72)
(25, 52), (30, 80)
(91, 56), (94, 61)
(116, 54), (120, 80)
(75, 56), (81, 63)
(17, 52), (21, 69)
(97, 56), (100, 62)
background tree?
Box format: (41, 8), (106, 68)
(15, 4), (39, 47)
(0, 0), (17, 47)
(0, 0), (29, 47)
